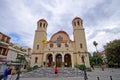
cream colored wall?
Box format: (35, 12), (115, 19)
(31, 54), (43, 67)
(85, 54), (90, 67)
(74, 30), (87, 51)
(33, 31), (47, 53)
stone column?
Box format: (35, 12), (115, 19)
(43, 53), (46, 62)
(71, 52), (74, 68)
(53, 52), (55, 62)
(62, 52), (64, 62)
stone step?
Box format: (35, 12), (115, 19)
(21, 67), (84, 78)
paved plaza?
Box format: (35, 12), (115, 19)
(12, 68), (120, 80)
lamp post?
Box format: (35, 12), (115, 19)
(16, 54), (24, 80)
(78, 51), (88, 80)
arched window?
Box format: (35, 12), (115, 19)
(77, 21), (80, 25)
(80, 43), (82, 48)
(35, 57), (38, 63)
(81, 56), (84, 63)
(37, 45), (39, 50)
(65, 43), (68, 47)
(50, 44), (53, 48)
(43, 23), (45, 28)
(40, 23), (42, 27)
(57, 44), (61, 47)
(74, 22), (76, 26)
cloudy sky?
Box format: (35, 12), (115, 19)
(0, 0), (120, 54)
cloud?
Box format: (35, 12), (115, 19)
(0, 0), (120, 53)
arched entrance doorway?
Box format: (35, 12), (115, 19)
(64, 54), (71, 67)
(47, 54), (53, 67)
(56, 54), (62, 67)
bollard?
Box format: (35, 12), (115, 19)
(97, 76), (100, 80)
(110, 75), (112, 80)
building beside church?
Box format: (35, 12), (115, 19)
(31, 17), (90, 67)
(0, 32), (11, 63)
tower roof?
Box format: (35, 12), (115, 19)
(37, 19), (48, 25)
(72, 17), (82, 22)
(57, 30), (68, 34)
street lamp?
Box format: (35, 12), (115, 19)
(78, 51), (88, 80)
(16, 54), (23, 80)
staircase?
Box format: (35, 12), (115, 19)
(21, 67), (84, 78)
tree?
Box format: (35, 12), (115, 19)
(104, 39), (120, 67)
(88, 52), (95, 65)
(93, 41), (98, 53)
(16, 54), (26, 64)
(90, 53), (103, 66)
(93, 53), (103, 65)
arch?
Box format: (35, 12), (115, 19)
(35, 57), (38, 63)
(64, 54), (71, 67)
(50, 30), (71, 42)
(56, 54), (62, 67)
(46, 54), (53, 67)
(81, 55), (85, 63)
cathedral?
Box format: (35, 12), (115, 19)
(31, 17), (90, 67)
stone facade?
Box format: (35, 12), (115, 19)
(31, 17), (90, 67)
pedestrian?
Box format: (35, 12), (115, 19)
(0, 62), (8, 80)
(101, 66), (104, 71)
(46, 59), (49, 67)
(6, 66), (13, 80)
(15, 66), (20, 80)
(91, 64), (94, 70)
(3, 63), (9, 80)
(54, 67), (58, 77)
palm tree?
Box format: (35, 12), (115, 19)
(93, 41), (98, 53)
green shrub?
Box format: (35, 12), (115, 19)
(43, 61), (46, 66)
(86, 67), (92, 72)
(33, 65), (39, 70)
(75, 64), (79, 68)
(108, 62), (114, 67)
(75, 64), (86, 71)
(51, 62), (55, 67)
(75, 64), (91, 71)
(27, 66), (33, 71)
(62, 62), (65, 67)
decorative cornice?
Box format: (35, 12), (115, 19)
(32, 53), (43, 55)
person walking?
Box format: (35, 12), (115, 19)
(0, 62), (8, 80)
(15, 66), (20, 80)
(91, 64), (94, 70)
(6, 66), (13, 80)
(54, 67), (58, 77)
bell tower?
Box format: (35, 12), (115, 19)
(31, 19), (48, 67)
(72, 17), (90, 67)
(33, 19), (48, 53)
